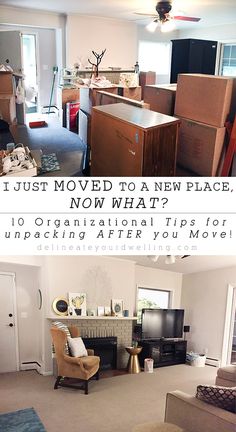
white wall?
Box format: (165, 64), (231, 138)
(0, 6), (66, 67)
(45, 256), (136, 314)
(66, 15), (138, 69)
(45, 257), (182, 316)
(178, 23), (236, 42)
(181, 266), (236, 364)
(0, 256), (43, 266)
(0, 5), (65, 29)
(135, 265), (183, 310)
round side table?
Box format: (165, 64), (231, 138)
(126, 346), (142, 374)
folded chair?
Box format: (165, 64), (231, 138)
(51, 325), (100, 394)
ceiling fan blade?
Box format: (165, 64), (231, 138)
(134, 12), (159, 17)
(173, 15), (201, 22)
(180, 255), (190, 259)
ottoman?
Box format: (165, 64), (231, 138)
(215, 365), (236, 387)
(132, 422), (184, 432)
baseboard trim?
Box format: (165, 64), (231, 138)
(205, 357), (220, 367)
(41, 371), (53, 376)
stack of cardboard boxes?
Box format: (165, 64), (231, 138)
(143, 84), (177, 116)
(0, 72), (16, 125)
(175, 74), (235, 176)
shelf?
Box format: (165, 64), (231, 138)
(47, 316), (137, 321)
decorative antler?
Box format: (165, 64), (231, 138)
(88, 49), (106, 77)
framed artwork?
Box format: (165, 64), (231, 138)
(104, 306), (111, 316)
(68, 292), (86, 316)
(90, 309), (96, 317)
(97, 306), (105, 316)
(111, 299), (123, 317)
(52, 297), (68, 316)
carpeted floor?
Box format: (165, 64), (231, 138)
(0, 365), (216, 432)
(9, 115), (86, 177)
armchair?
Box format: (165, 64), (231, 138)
(51, 325), (100, 394)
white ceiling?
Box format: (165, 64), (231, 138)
(1, 0), (236, 29)
(116, 255), (236, 274)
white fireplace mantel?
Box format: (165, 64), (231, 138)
(47, 316), (137, 320)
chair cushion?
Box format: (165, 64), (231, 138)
(52, 321), (71, 355)
(68, 336), (88, 357)
(196, 384), (236, 413)
(80, 355), (100, 371)
(217, 366), (236, 381)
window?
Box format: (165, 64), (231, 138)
(220, 44), (236, 77)
(137, 287), (170, 323)
(138, 41), (171, 83)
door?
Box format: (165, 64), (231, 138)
(228, 287), (236, 364)
(0, 31), (23, 73)
(0, 273), (19, 373)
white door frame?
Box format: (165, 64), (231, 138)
(0, 271), (20, 371)
(222, 284), (236, 366)
(21, 31), (40, 112)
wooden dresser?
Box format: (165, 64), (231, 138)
(91, 103), (180, 177)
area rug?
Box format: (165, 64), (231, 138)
(0, 407), (46, 432)
(41, 153), (60, 173)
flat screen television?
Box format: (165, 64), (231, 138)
(141, 308), (184, 339)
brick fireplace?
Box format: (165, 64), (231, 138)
(48, 317), (136, 368)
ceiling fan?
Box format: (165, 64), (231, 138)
(148, 255), (190, 264)
(135, 1), (201, 32)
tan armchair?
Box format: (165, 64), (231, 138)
(51, 325), (100, 394)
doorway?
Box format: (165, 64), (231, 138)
(22, 34), (39, 113)
(0, 273), (19, 373)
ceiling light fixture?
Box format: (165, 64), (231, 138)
(165, 255), (176, 265)
(161, 19), (176, 32)
(146, 19), (159, 32)
(148, 255), (160, 262)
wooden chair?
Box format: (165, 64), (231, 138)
(51, 325), (100, 394)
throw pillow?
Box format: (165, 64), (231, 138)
(68, 337), (88, 357)
(196, 384), (236, 413)
(52, 321), (71, 355)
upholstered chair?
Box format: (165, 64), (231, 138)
(51, 325), (100, 394)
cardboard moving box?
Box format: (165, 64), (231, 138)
(175, 74), (234, 127)
(144, 84), (177, 116)
(0, 146), (38, 177)
(0, 94), (16, 124)
(119, 86), (142, 101)
(177, 116), (226, 176)
(79, 86), (118, 115)
(0, 71), (15, 95)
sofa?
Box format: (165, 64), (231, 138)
(215, 365), (236, 387)
(165, 390), (236, 432)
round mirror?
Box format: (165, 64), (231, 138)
(52, 297), (68, 316)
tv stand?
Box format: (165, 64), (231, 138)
(138, 338), (187, 368)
